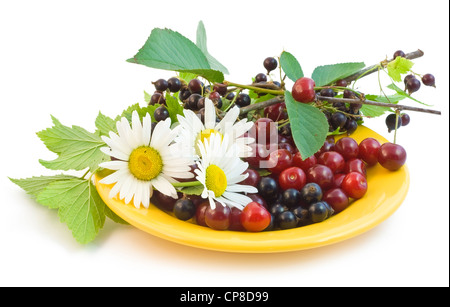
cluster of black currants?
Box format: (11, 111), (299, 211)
(258, 177), (334, 230)
(253, 57), (282, 88)
(393, 50), (436, 95)
(149, 77), (183, 122)
(385, 112), (410, 133)
(320, 85), (362, 135)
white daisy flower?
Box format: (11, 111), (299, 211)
(194, 132), (258, 210)
(176, 98), (254, 159)
(98, 111), (194, 209)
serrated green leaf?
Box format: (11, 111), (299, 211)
(196, 21), (229, 75)
(37, 116), (109, 171)
(117, 103), (161, 123)
(144, 90), (152, 103)
(95, 111), (117, 136)
(360, 94), (406, 118)
(387, 83), (431, 106)
(165, 93), (184, 124)
(312, 62), (365, 87)
(127, 28), (224, 83)
(37, 178), (106, 244)
(179, 185), (204, 196)
(280, 51), (304, 82)
(284, 91), (328, 159)
(387, 56), (414, 82)
(9, 175), (78, 200)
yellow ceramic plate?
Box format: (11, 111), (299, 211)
(95, 126), (409, 253)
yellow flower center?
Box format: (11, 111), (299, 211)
(128, 146), (163, 181)
(205, 165), (227, 197)
(195, 129), (223, 156)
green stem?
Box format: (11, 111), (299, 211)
(224, 81), (285, 96)
(394, 110), (400, 144)
(172, 181), (203, 188)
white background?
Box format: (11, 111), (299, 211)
(1, 0), (448, 287)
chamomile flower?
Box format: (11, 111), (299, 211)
(98, 111), (194, 209)
(176, 98), (254, 159)
(194, 132), (258, 210)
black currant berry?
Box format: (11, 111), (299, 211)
(150, 92), (165, 105)
(152, 79), (169, 92)
(421, 74), (436, 87)
(404, 74), (416, 86)
(309, 201), (333, 223)
(291, 206), (310, 226)
(335, 79), (348, 87)
(213, 83), (228, 96)
(330, 112), (347, 130)
(279, 124), (291, 137)
(187, 93), (202, 110)
(406, 77), (421, 94)
(269, 203), (288, 218)
(276, 211), (298, 229)
(385, 113), (402, 133)
(319, 88), (335, 97)
(179, 88), (191, 101)
(188, 79), (203, 94)
(167, 77), (182, 92)
(393, 50), (406, 58)
(263, 57), (278, 72)
(258, 177), (279, 201)
(282, 188), (302, 209)
(401, 113), (410, 126)
(344, 118), (358, 135)
(173, 199), (196, 221)
(255, 73), (267, 83)
(196, 97), (205, 109)
(235, 93), (251, 107)
(154, 106), (169, 122)
(225, 92), (235, 101)
(300, 183), (322, 204)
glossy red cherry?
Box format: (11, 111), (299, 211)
(240, 168), (261, 187)
(228, 207), (245, 231)
(292, 77), (316, 103)
(267, 149), (293, 174)
(378, 142), (407, 171)
(323, 188), (350, 213)
(341, 172), (368, 199)
(358, 137), (381, 166)
(335, 137), (359, 161)
(318, 151), (345, 173)
(240, 202), (272, 232)
(306, 164), (334, 190)
(205, 204), (231, 230)
(252, 117), (278, 145)
(245, 143), (270, 168)
(344, 158), (367, 177)
(278, 166), (307, 191)
(293, 152), (317, 171)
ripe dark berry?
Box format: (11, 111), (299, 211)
(421, 74), (436, 87)
(152, 79), (169, 92)
(149, 92), (166, 105)
(258, 177), (279, 201)
(154, 106), (169, 122)
(276, 211), (298, 229)
(225, 92), (235, 101)
(401, 113), (410, 126)
(209, 91), (221, 101)
(330, 112), (347, 130)
(188, 78), (203, 94)
(263, 57), (278, 72)
(235, 93), (251, 107)
(282, 188), (302, 209)
(291, 206), (310, 226)
(300, 182), (322, 204)
(187, 93), (202, 110)
(393, 50), (406, 58)
(173, 199), (196, 221)
(335, 79), (348, 87)
(378, 142), (407, 171)
(344, 118), (358, 135)
(179, 88), (191, 101)
(385, 113), (402, 133)
(167, 77), (182, 92)
(255, 73), (267, 83)
(213, 83), (228, 96)
(406, 77), (421, 94)
(404, 74), (415, 86)
(309, 201), (333, 223)
(319, 88), (335, 97)
(292, 77), (316, 103)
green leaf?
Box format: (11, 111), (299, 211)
(178, 185), (204, 196)
(280, 51), (304, 82)
(312, 62), (365, 87)
(37, 178), (106, 244)
(37, 116), (109, 171)
(196, 21), (229, 75)
(284, 91), (329, 159)
(387, 83), (432, 106)
(117, 103), (161, 123)
(127, 28), (224, 83)
(387, 56), (414, 82)
(95, 111), (117, 136)
(9, 175), (78, 200)
(165, 93), (184, 124)
(360, 94), (406, 117)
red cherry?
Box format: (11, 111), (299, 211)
(378, 143), (407, 171)
(205, 204), (231, 230)
(318, 151), (345, 173)
(344, 158), (367, 177)
(358, 138), (381, 166)
(306, 164), (334, 190)
(293, 152), (317, 171)
(341, 172), (368, 199)
(195, 201), (209, 227)
(245, 143), (270, 168)
(252, 117), (278, 145)
(264, 102), (288, 122)
(292, 77), (316, 103)
(323, 188), (350, 213)
(240, 168), (261, 187)
(240, 202), (271, 232)
(332, 173), (346, 188)
(267, 149), (293, 174)
(278, 166), (307, 191)
(229, 207), (245, 231)
(335, 137), (359, 161)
